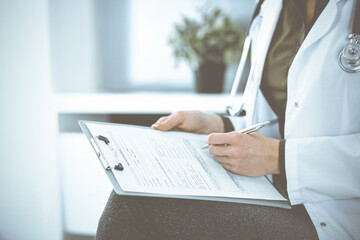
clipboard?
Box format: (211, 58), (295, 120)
(79, 120), (290, 209)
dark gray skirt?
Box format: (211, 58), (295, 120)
(95, 191), (318, 240)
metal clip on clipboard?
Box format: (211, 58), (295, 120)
(90, 135), (124, 172)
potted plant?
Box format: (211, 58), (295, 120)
(169, 8), (245, 93)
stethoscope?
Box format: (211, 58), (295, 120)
(227, 0), (360, 117)
(339, 0), (360, 72)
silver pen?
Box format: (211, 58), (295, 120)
(201, 121), (271, 149)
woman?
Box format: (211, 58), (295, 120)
(95, 0), (360, 239)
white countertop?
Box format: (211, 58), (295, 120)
(56, 92), (232, 114)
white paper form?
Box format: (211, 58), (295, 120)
(86, 122), (286, 201)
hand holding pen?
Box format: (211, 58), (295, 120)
(151, 111), (280, 176)
(201, 121), (271, 149)
(204, 120), (280, 176)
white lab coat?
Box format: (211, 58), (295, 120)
(229, 0), (360, 239)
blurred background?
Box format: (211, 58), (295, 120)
(0, 0), (255, 239)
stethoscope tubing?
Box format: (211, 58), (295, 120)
(226, 36), (252, 116)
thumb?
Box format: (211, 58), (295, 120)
(152, 113), (183, 131)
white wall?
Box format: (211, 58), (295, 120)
(49, 0), (255, 92)
(49, 0), (99, 92)
(0, 0), (62, 239)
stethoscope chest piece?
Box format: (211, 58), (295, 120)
(339, 33), (360, 73)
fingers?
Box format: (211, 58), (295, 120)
(216, 156), (243, 174)
(208, 133), (230, 145)
(214, 155), (230, 163)
(208, 133), (246, 160)
(151, 112), (184, 131)
(208, 132), (244, 145)
(215, 155), (238, 167)
(219, 162), (233, 171)
(209, 145), (230, 157)
(209, 141), (244, 173)
(152, 116), (168, 127)
(218, 161), (240, 174)
(151, 116), (171, 130)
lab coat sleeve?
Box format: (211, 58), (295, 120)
(228, 116), (247, 131)
(285, 132), (360, 205)
(227, 90), (281, 138)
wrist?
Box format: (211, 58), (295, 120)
(272, 139), (281, 174)
(205, 113), (225, 133)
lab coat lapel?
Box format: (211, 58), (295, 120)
(297, 0), (340, 54)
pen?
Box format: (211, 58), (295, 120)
(201, 121), (271, 149)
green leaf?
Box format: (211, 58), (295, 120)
(168, 7), (245, 68)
